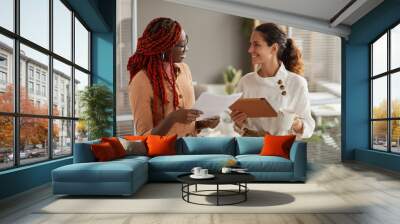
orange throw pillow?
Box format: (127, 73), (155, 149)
(123, 135), (147, 142)
(260, 135), (296, 159)
(91, 142), (117, 161)
(101, 137), (126, 158)
(146, 135), (177, 157)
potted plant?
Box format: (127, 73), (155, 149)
(223, 66), (242, 94)
(79, 84), (113, 140)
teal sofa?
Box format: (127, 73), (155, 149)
(52, 137), (307, 196)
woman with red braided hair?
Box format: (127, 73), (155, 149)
(127, 17), (219, 136)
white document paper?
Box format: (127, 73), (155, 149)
(192, 92), (242, 120)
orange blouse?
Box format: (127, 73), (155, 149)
(128, 63), (196, 137)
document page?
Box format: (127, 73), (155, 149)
(192, 92), (242, 120)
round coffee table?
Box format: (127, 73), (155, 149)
(177, 173), (255, 206)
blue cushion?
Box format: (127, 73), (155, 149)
(53, 159), (147, 183)
(177, 137), (236, 155)
(236, 137), (264, 155)
(73, 140), (100, 163)
(148, 154), (235, 172)
(236, 155), (293, 172)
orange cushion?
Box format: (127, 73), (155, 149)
(259, 135), (296, 159)
(101, 137), (127, 158)
(91, 142), (118, 161)
(123, 135), (147, 142)
(146, 135), (177, 157)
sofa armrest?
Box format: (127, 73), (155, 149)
(289, 141), (307, 181)
(73, 140), (100, 163)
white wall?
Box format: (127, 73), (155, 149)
(138, 0), (251, 84)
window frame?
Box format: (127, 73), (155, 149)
(0, 0), (92, 171)
(370, 20), (400, 154)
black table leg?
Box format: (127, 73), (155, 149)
(217, 184), (219, 206)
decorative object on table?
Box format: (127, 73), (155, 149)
(79, 84), (113, 140)
(223, 65), (242, 94)
(190, 167), (214, 179)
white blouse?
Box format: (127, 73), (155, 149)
(235, 64), (315, 138)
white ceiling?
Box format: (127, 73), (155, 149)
(165, 0), (384, 38)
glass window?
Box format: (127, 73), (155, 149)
(20, 44), (49, 115)
(0, 0), (92, 170)
(391, 72), (400, 118)
(74, 18), (89, 70)
(19, 117), (49, 165)
(53, 0), (72, 60)
(391, 120), (400, 153)
(391, 24), (400, 70)
(53, 59), (71, 116)
(372, 34), (387, 76)
(75, 120), (88, 143)
(371, 25), (400, 154)
(20, 0), (49, 49)
(372, 77), (387, 119)
(0, 116), (14, 170)
(74, 69), (89, 118)
(53, 119), (72, 158)
(0, 0), (14, 31)
(372, 121), (388, 151)
(28, 81), (34, 93)
(0, 35), (14, 113)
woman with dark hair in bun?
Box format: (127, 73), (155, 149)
(230, 23), (315, 138)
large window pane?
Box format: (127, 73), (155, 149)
(0, 34), (14, 112)
(391, 120), (400, 153)
(20, 44), (49, 115)
(53, 0), (72, 60)
(372, 77), (387, 119)
(75, 120), (88, 143)
(0, 0), (14, 31)
(20, 0), (49, 49)
(20, 117), (49, 165)
(53, 119), (72, 158)
(0, 116), (13, 170)
(74, 18), (89, 70)
(391, 24), (400, 70)
(372, 34), (387, 76)
(372, 121), (388, 151)
(391, 72), (400, 118)
(53, 59), (72, 117)
(74, 69), (89, 118)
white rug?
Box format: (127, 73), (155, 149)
(38, 183), (362, 214)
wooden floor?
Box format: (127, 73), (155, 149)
(1, 161), (400, 224)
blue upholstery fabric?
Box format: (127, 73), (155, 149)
(73, 140), (100, 163)
(289, 141), (307, 181)
(177, 137), (236, 155)
(236, 155), (293, 172)
(52, 158), (148, 195)
(148, 154), (235, 173)
(236, 137), (264, 155)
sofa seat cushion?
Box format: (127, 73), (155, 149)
(236, 155), (293, 172)
(149, 154), (235, 172)
(52, 159), (147, 183)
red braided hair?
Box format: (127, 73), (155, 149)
(127, 18), (181, 125)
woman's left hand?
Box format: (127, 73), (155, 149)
(197, 116), (220, 129)
(291, 117), (304, 134)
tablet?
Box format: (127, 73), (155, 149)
(229, 98), (278, 117)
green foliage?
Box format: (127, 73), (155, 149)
(223, 66), (242, 94)
(79, 84), (113, 140)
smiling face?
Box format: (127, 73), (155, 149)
(171, 29), (188, 63)
(248, 31), (278, 65)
